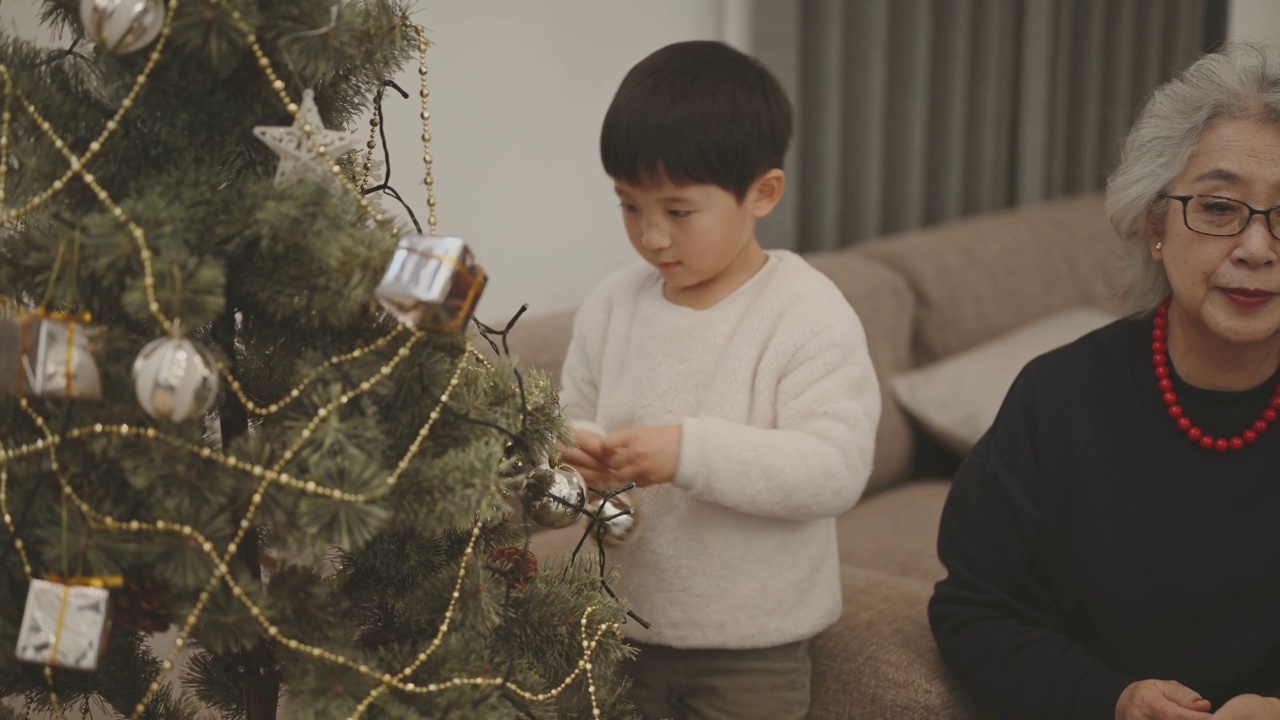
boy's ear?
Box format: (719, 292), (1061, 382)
(749, 169), (786, 218)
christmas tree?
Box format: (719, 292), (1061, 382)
(0, 1), (636, 718)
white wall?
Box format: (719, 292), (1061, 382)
(387, 1), (729, 322)
(2, 0), (61, 46)
(1227, 0), (1280, 47)
(2, 1), (739, 321)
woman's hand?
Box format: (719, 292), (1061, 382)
(1116, 680), (1213, 720)
(1213, 695), (1280, 719)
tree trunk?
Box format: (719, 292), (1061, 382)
(240, 667), (280, 720)
(213, 306), (278, 720)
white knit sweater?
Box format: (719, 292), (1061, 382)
(560, 250), (881, 649)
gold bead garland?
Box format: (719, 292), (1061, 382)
(226, 326), (406, 417)
(5, 72), (409, 416)
(0, 4), (412, 411)
(4, 353), (619, 716)
(0, 0), (622, 716)
(467, 343), (495, 370)
(409, 23), (439, 236)
(10, 394), (619, 717)
(0, 0), (438, 415)
(0, 445), (33, 577)
(1, 346), (463, 507)
(358, 111), (379, 193)
(5, 83), (176, 334)
(0, 90), (11, 209)
(349, 520), (485, 716)
(270, 332), (422, 470)
(211, 0), (393, 229)
(0, 0), (178, 226)
(13, 395), (620, 715)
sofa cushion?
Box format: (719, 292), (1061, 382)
(806, 250), (917, 494)
(837, 479), (952, 584)
(892, 306), (1117, 454)
(810, 565), (982, 719)
(502, 308), (577, 381)
(856, 194), (1129, 363)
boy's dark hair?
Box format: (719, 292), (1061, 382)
(600, 40), (793, 200)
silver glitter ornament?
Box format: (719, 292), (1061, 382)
(132, 335), (219, 422)
(591, 494), (639, 547)
(497, 449), (531, 497)
(253, 89), (362, 190)
(523, 465), (586, 529)
(80, 0), (165, 54)
(498, 445), (534, 480)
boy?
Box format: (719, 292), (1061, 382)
(559, 40), (880, 720)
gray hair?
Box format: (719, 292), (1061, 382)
(1105, 40), (1280, 313)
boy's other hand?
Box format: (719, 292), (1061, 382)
(602, 425), (682, 487)
(560, 430), (611, 488)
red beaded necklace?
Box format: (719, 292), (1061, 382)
(1152, 299), (1280, 452)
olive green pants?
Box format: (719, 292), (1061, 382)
(621, 639), (812, 720)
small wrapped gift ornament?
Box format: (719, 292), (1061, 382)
(15, 577), (118, 672)
(376, 235), (487, 333)
(0, 312), (106, 400)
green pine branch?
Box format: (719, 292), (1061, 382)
(1, 1), (636, 718)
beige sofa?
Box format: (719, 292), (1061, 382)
(507, 194), (1129, 718)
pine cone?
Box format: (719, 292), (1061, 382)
(110, 569), (173, 633)
(484, 546), (538, 590)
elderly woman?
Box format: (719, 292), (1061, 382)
(929, 42), (1280, 720)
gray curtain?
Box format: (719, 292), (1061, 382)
(752, 0), (1229, 252)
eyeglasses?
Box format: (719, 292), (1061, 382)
(1160, 193), (1280, 241)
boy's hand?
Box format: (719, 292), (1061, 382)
(559, 430), (611, 488)
(602, 425), (682, 487)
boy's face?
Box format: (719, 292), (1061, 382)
(614, 171), (783, 305)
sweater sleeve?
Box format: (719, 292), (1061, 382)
(671, 304), (880, 520)
(928, 369), (1133, 719)
(558, 285), (608, 438)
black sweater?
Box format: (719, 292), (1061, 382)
(929, 316), (1280, 719)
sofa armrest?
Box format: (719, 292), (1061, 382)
(809, 565), (986, 719)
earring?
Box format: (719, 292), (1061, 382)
(1155, 242), (1163, 251)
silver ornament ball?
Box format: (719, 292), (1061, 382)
(81, 0), (165, 54)
(592, 494), (639, 547)
(523, 465), (586, 529)
(132, 336), (219, 422)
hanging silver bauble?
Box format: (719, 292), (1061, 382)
(592, 494), (639, 547)
(80, 0), (165, 54)
(132, 336), (219, 422)
(523, 465), (586, 529)
(498, 444), (534, 480)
